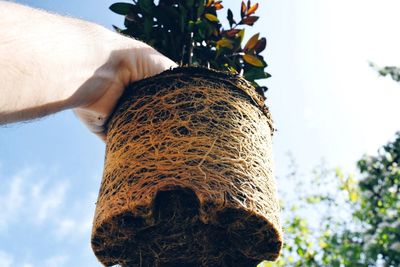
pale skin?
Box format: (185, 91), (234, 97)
(0, 1), (177, 140)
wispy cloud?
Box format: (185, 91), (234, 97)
(0, 168), (69, 232)
(30, 179), (69, 224)
(0, 169), (29, 232)
(44, 255), (69, 267)
(0, 250), (70, 267)
(52, 189), (97, 241)
(0, 250), (13, 267)
(0, 165), (99, 266)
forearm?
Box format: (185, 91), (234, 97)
(0, 1), (124, 123)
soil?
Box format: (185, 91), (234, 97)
(92, 188), (281, 267)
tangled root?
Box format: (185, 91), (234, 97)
(91, 67), (282, 266)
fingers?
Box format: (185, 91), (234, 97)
(74, 108), (107, 142)
(122, 40), (177, 82)
(76, 38), (177, 141)
(141, 49), (177, 78)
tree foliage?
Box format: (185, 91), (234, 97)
(370, 62), (400, 82)
(258, 132), (400, 267)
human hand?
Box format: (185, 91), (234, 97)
(0, 2), (176, 139)
(73, 38), (177, 141)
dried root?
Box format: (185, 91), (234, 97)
(91, 67), (282, 266)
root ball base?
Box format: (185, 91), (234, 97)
(92, 67), (282, 266)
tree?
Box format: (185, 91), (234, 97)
(370, 62), (400, 82)
(259, 132), (400, 267)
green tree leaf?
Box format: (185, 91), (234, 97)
(227, 8), (235, 28)
(217, 38), (233, 49)
(243, 54), (264, 67)
(197, 1), (206, 18)
(205, 13), (219, 22)
(138, 0), (153, 13)
(109, 2), (134, 15)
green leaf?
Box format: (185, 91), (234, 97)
(109, 3), (134, 15)
(143, 17), (152, 36)
(185, 0), (195, 8)
(244, 71), (262, 81)
(243, 54), (264, 67)
(188, 20), (195, 32)
(349, 191), (359, 202)
(154, 6), (179, 29)
(227, 8), (235, 28)
(306, 195), (322, 204)
(244, 68), (270, 80)
(179, 5), (188, 33)
(112, 25), (123, 33)
(205, 13), (219, 22)
(197, 1), (206, 18)
(217, 38), (234, 49)
(238, 29), (245, 43)
(138, 0), (153, 13)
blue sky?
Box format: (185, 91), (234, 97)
(1, 0), (400, 266)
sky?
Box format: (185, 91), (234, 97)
(1, 0), (400, 266)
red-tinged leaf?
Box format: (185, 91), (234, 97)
(215, 2), (223, 10)
(224, 29), (241, 37)
(244, 33), (259, 50)
(254, 37), (267, 53)
(247, 3), (259, 16)
(243, 54), (264, 67)
(241, 16), (259, 25)
(241, 1), (246, 18)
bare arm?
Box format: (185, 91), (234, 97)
(0, 1), (176, 139)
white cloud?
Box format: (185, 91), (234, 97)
(53, 192), (97, 240)
(3, 254), (70, 267)
(57, 218), (76, 236)
(0, 171), (27, 232)
(0, 164), (100, 267)
(31, 180), (69, 224)
(44, 255), (69, 267)
(0, 250), (13, 267)
(55, 215), (92, 239)
(0, 167), (69, 233)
